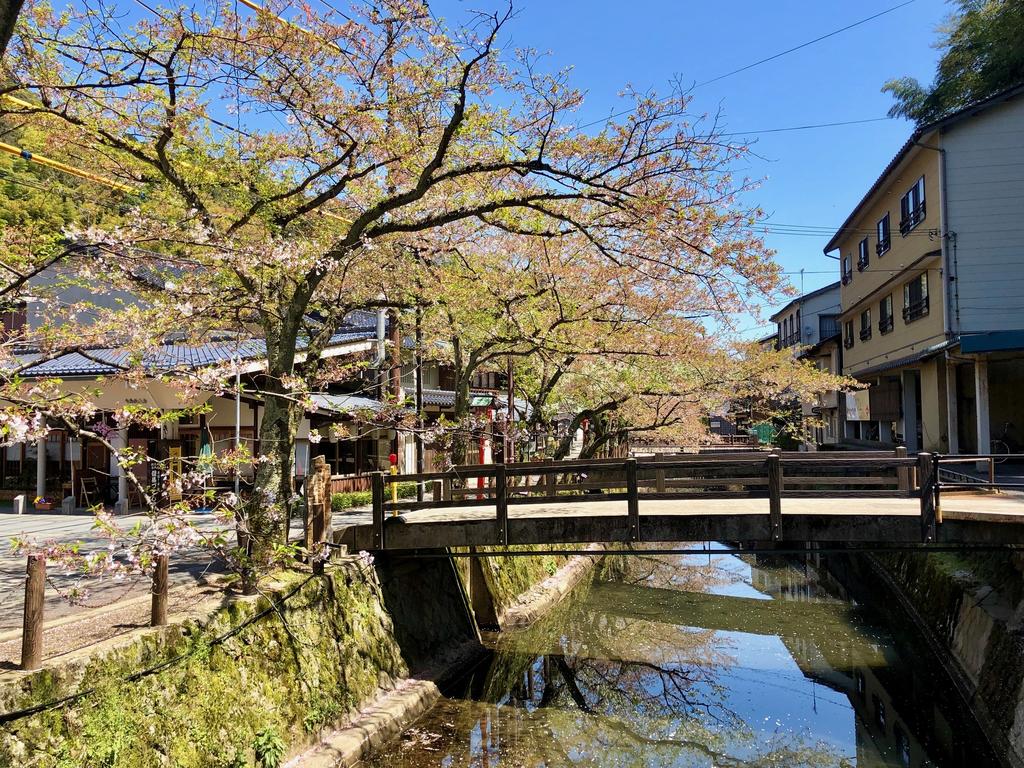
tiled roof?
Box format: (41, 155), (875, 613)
(310, 393), (390, 414)
(420, 388), (532, 416)
(18, 313), (377, 378)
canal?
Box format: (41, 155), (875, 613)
(362, 547), (999, 767)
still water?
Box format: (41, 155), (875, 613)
(363, 549), (998, 767)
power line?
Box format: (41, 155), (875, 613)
(695, 1), (916, 87)
(717, 117), (892, 137)
(573, 1), (915, 131)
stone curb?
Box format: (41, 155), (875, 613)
(288, 678), (441, 768)
(499, 543), (604, 629)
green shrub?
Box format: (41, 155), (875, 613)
(253, 727), (286, 768)
(330, 482), (419, 512)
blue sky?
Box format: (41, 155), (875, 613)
(430, 0), (950, 336)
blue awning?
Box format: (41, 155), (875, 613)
(960, 331), (1024, 354)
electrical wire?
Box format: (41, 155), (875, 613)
(572, 1), (916, 131)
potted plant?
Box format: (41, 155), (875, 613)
(34, 496), (54, 511)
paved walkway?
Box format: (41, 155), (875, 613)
(0, 512), (238, 632)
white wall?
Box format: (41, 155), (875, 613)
(944, 95), (1024, 335)
(800, 286), (842, 347)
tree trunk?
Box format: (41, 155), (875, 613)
(242, 382), (297, 591)
(450, 372), (472, 466)
(0, 0), (24, 59)
(242, 309), (302, 592)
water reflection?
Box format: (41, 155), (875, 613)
(361, 548), (996, 767)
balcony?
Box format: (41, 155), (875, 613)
(902, 296), (930, 323)
(819, 315), (841, 339)
(857, 255), (869, 272)
(844, 335), (854, 350)
(780, 332), (801, 348)
(876, 238), (890, 256)
(879, 315), (894, 334)
(899, 202), (926, 236)
(859, 327), (872, 342)
(841, 272), (852, 286)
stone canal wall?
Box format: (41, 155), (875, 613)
(0, 548), (592, 767)
(868, 552), (1024, 768)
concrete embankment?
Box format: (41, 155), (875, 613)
(844, 551), (1024, 768)
(0, 546), (597, 768)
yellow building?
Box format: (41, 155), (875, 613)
(825, 85), (1024, 454)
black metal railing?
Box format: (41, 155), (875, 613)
(819, 315), (841, 339)
(899, 202), (926, 235)
(902, 296), (929, 322)
(879, 315), (894, 334)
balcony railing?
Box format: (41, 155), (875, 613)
(780, 332), (801, 348)
(844, 335), (854, 350)
(857, 255), (869, 271)
(841, 272), (852, 286)
(876, 238), (890, 256)
(899, 202), (926, 236)
(902, 296), (930, 323)
(859, 326), (872, 341)
(879, 315), (894, 334)
(819, 315), (841, 339)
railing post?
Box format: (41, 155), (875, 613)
(989, 456), (996, 487)
(432, 479), (443, 503)
(895, 446), (910, 491)
(918, 452), (936, 542)
(655, 468), (666, 494)
(767, 454), (782, 541)
(21, 554), (45, 670)
(442, 477), (452, 502)
(495, 464), (508, 546)
(371, 471), (385, 550)
(151, 553), (168, 627)
(626, 458), (639, 542)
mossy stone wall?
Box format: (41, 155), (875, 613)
(0, 561), (409, 768)
(871, 552), (1024, 767)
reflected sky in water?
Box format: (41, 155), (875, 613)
(361, 549), (995, 767)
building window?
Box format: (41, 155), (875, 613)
(899, 176), (926, 235)
(857, 237), (870, 271)
(902, 273), (929, 322)
(879, 294), (894, 334)
(844, 319), (854, 349)
(842, 255), (853, 285)
(860, 309), (872, 341)
(876, 213), (891, 255)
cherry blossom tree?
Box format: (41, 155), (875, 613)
(3, 0), (815, 583)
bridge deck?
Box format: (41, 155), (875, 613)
(337, 494), (1024, 552)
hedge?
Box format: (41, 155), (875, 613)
(331, 481), (419, 513)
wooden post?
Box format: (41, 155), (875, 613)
(895, 446), (910, 491)
(371, 471), (385, 550)
(918, 452), (936, 542)
(989, 457), (996, 487)
(495, 464), (508, 546)
(626, 458), (639, 542)
(151, 554), (168, 627)
(442, 477), (452, 502)
(545, 471), (556, 498)
(767, 454), (782, 542)
(655, 468), (666, 494)
(432, 479), (443, 503)
(21, 554), (45, 670)
(308, 457), (332, 573)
